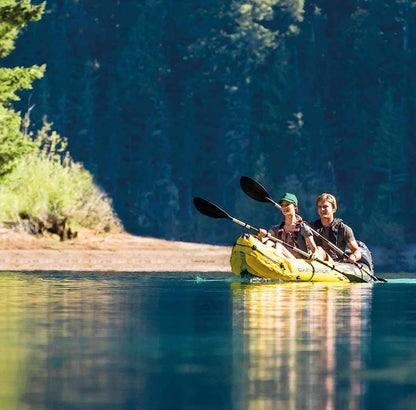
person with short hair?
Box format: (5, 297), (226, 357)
(258, 192), (319, 259)
(311, 193), (361, 264)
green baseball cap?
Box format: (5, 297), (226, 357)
(278, 192), (298, 206)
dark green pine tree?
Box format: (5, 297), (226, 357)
(329, 0), (413, 231)
(0, 0), (45, 177)
(362, 88), (408, 246)
(76, 59), (98, 173)
(371, 89), (408, 204)
(171, 83), (197, 224)
(215, 0), (305, 212)
(116, 0), (178, 236)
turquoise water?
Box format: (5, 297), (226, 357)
(0, 272), (415, 409)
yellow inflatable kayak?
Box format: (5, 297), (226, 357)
(230, 234), (375, 283)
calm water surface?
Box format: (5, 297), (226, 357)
(0, 272), (415, 409)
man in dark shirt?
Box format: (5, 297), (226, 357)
(311, 193), (361, 263)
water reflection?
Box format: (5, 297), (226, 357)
(231, 282), (373, 409)
(0, 272), (234, 409)
(4, 272), (416, 409)
(0, 273), (153, 409)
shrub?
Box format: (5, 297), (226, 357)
(0, 120), (123, 238)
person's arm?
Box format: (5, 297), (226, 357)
(299, 223), (319, 259)
(305, 236), (317, 252)
(346, 239), (361, 263)
(258, 227), (278, 246)
(343, 224), (362, 263)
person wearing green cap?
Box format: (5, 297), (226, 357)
(258, 192), (319, 259)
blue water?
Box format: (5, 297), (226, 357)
(0, 272), (415, 409)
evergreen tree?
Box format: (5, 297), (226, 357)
(0, 0), (45, 177)
(75, 59), (98, 172)
(361, 88), (408, 247)
(371, 88), (408, 207)
(116, 0), (175, 235)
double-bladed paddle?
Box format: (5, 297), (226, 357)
(193, 197), (371, 283)
(239, 176), (387, 282)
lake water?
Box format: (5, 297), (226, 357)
(0, 272), (415, 409)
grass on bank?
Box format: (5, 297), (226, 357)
(0, 121), (122, 238)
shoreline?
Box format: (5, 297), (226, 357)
(0, 230), (232, 272)
(0, 230), (411, 276)
(0, 248), (232, 272)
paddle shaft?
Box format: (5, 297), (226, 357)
(229, 216), (260, 234)
(229, 214), (308, 256)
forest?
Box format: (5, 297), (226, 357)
(3, 0), (415, 263)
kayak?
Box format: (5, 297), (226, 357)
(230, 234), (376, 283)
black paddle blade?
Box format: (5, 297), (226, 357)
(193, 197), (230, 220)
(240, 176), (272, 203)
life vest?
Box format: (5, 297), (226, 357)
(271, 220), (309, 255)
(312, 217), (347, 260)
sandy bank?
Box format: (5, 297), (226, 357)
(0, 230), (231, 272)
